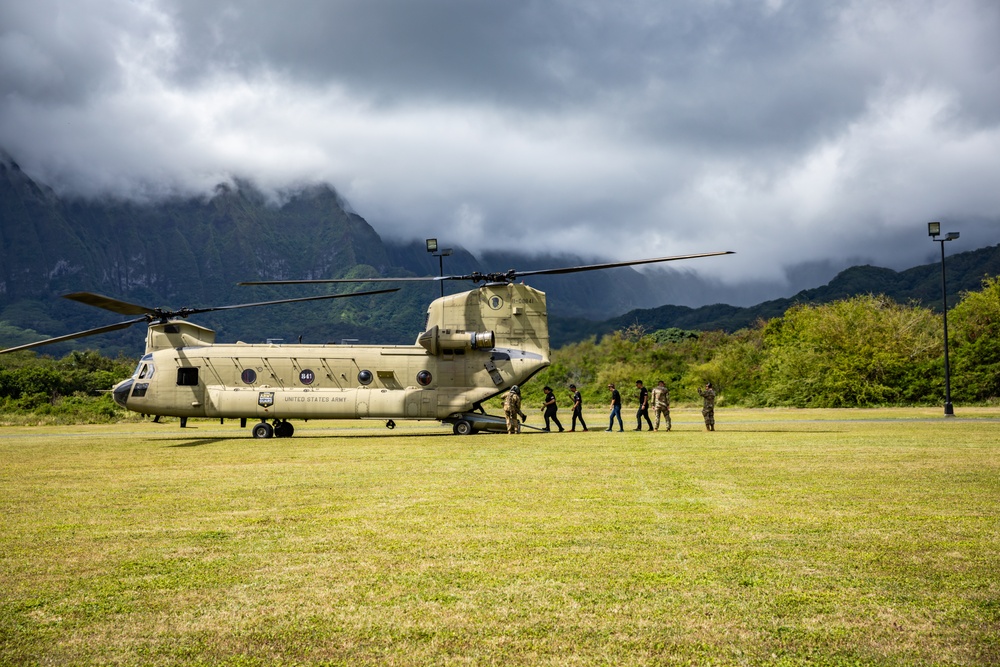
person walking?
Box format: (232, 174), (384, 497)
(651, 380), (671, 431)
(503, 385), (527, 434)
(634, 380), (653, 431)
(606, 383), (624, 432)
(568, 384), (588, 431)
(541, 386), (564, 432)
(698, 382), (717, 431)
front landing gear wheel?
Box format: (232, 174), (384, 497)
(252, 422), (274, 439)
(274, 421), (294, 438)
(453, 420), (474, 436)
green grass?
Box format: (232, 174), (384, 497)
(2, 408), (999, 665)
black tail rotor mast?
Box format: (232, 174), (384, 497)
(0, 251), (733, 354)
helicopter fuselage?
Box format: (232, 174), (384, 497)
(111, 282), (550, 432)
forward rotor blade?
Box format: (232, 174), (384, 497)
(176, 287), (401, 316)
(1, 288), (400, 355)
(239, 276), (441, 286)
(0, 318), (148, 354)
(63, 292), (155, 315)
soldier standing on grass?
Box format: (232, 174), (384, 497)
(698, 382), (716, 431)
(568, 384), (588, 432)
(651, 380), (671, 431)
(504, 385), (527, 434)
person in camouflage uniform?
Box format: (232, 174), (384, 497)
(651, 380), (671, 431)
(697, 382), (716, 431)
(504, 385), (527, 434)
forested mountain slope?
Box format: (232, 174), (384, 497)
(2, 152), (997, 354)
(549, 244), (1000, 346)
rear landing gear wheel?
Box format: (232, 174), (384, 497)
(252, 422), (274, 439)
(274, 420), (294, 438)
(453, 420), (473, 436)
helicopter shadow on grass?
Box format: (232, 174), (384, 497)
(160, 430), (467, 447)
(164, 437), (240, 448)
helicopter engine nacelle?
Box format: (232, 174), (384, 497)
(417, 325), (495, 356)
(146, 320), (216, 353)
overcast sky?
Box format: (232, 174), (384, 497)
(1, 0), (998, 292)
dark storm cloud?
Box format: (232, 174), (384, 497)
(1, 0), (998, 295)
(162, 1), (867, 149)
(0, 1), (133, 103)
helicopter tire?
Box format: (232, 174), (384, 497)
(252, 422), (274, 439)
(274, 420), (294, 438)
(453, 420), (474, 436)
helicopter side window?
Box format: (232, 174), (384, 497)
(177, 367), (199, 386)
(138, 363), (155, 380)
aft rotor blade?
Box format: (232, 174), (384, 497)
(239, 250), (735, 286)
(511, 251), (736, 278)
(0, 318), (148, 355)
(178, 287), (401, 316)
(63, 292), (156, 315)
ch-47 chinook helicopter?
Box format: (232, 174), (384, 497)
(1, 251), (732, 437)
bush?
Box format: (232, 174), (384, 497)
(756, 296), (940, 407)
(949, 276), (1000, 402)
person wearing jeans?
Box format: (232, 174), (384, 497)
(606, 383), (623, 432)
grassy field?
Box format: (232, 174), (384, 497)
(2, 408), (998, 666)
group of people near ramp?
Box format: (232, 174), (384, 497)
(502, 380), (716, 434)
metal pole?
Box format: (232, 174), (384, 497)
(438, 254), (445, 298)
(939, 239), (954, 416)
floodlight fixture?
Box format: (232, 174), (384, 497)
(425, 238), (453, 297)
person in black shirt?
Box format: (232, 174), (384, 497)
(568, 383), (587, 432)
(606, 383), (623, 432)
(634, 380), (653, 431)
(541, 386), (564, 432)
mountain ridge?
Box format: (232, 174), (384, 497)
(2, 152), (997, 354)
(548, 243), (1000, 346)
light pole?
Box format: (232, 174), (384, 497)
(928, 222), (959, 416)
(426, 238), (453, 298)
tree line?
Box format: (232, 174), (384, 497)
(523, 276), (1000, 409)
(3, 276), (998, 422)
(0, 350), (135, 423)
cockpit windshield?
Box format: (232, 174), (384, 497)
(134, 355), (155, 379)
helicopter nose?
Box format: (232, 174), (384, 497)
(112, 379), (134, 408)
